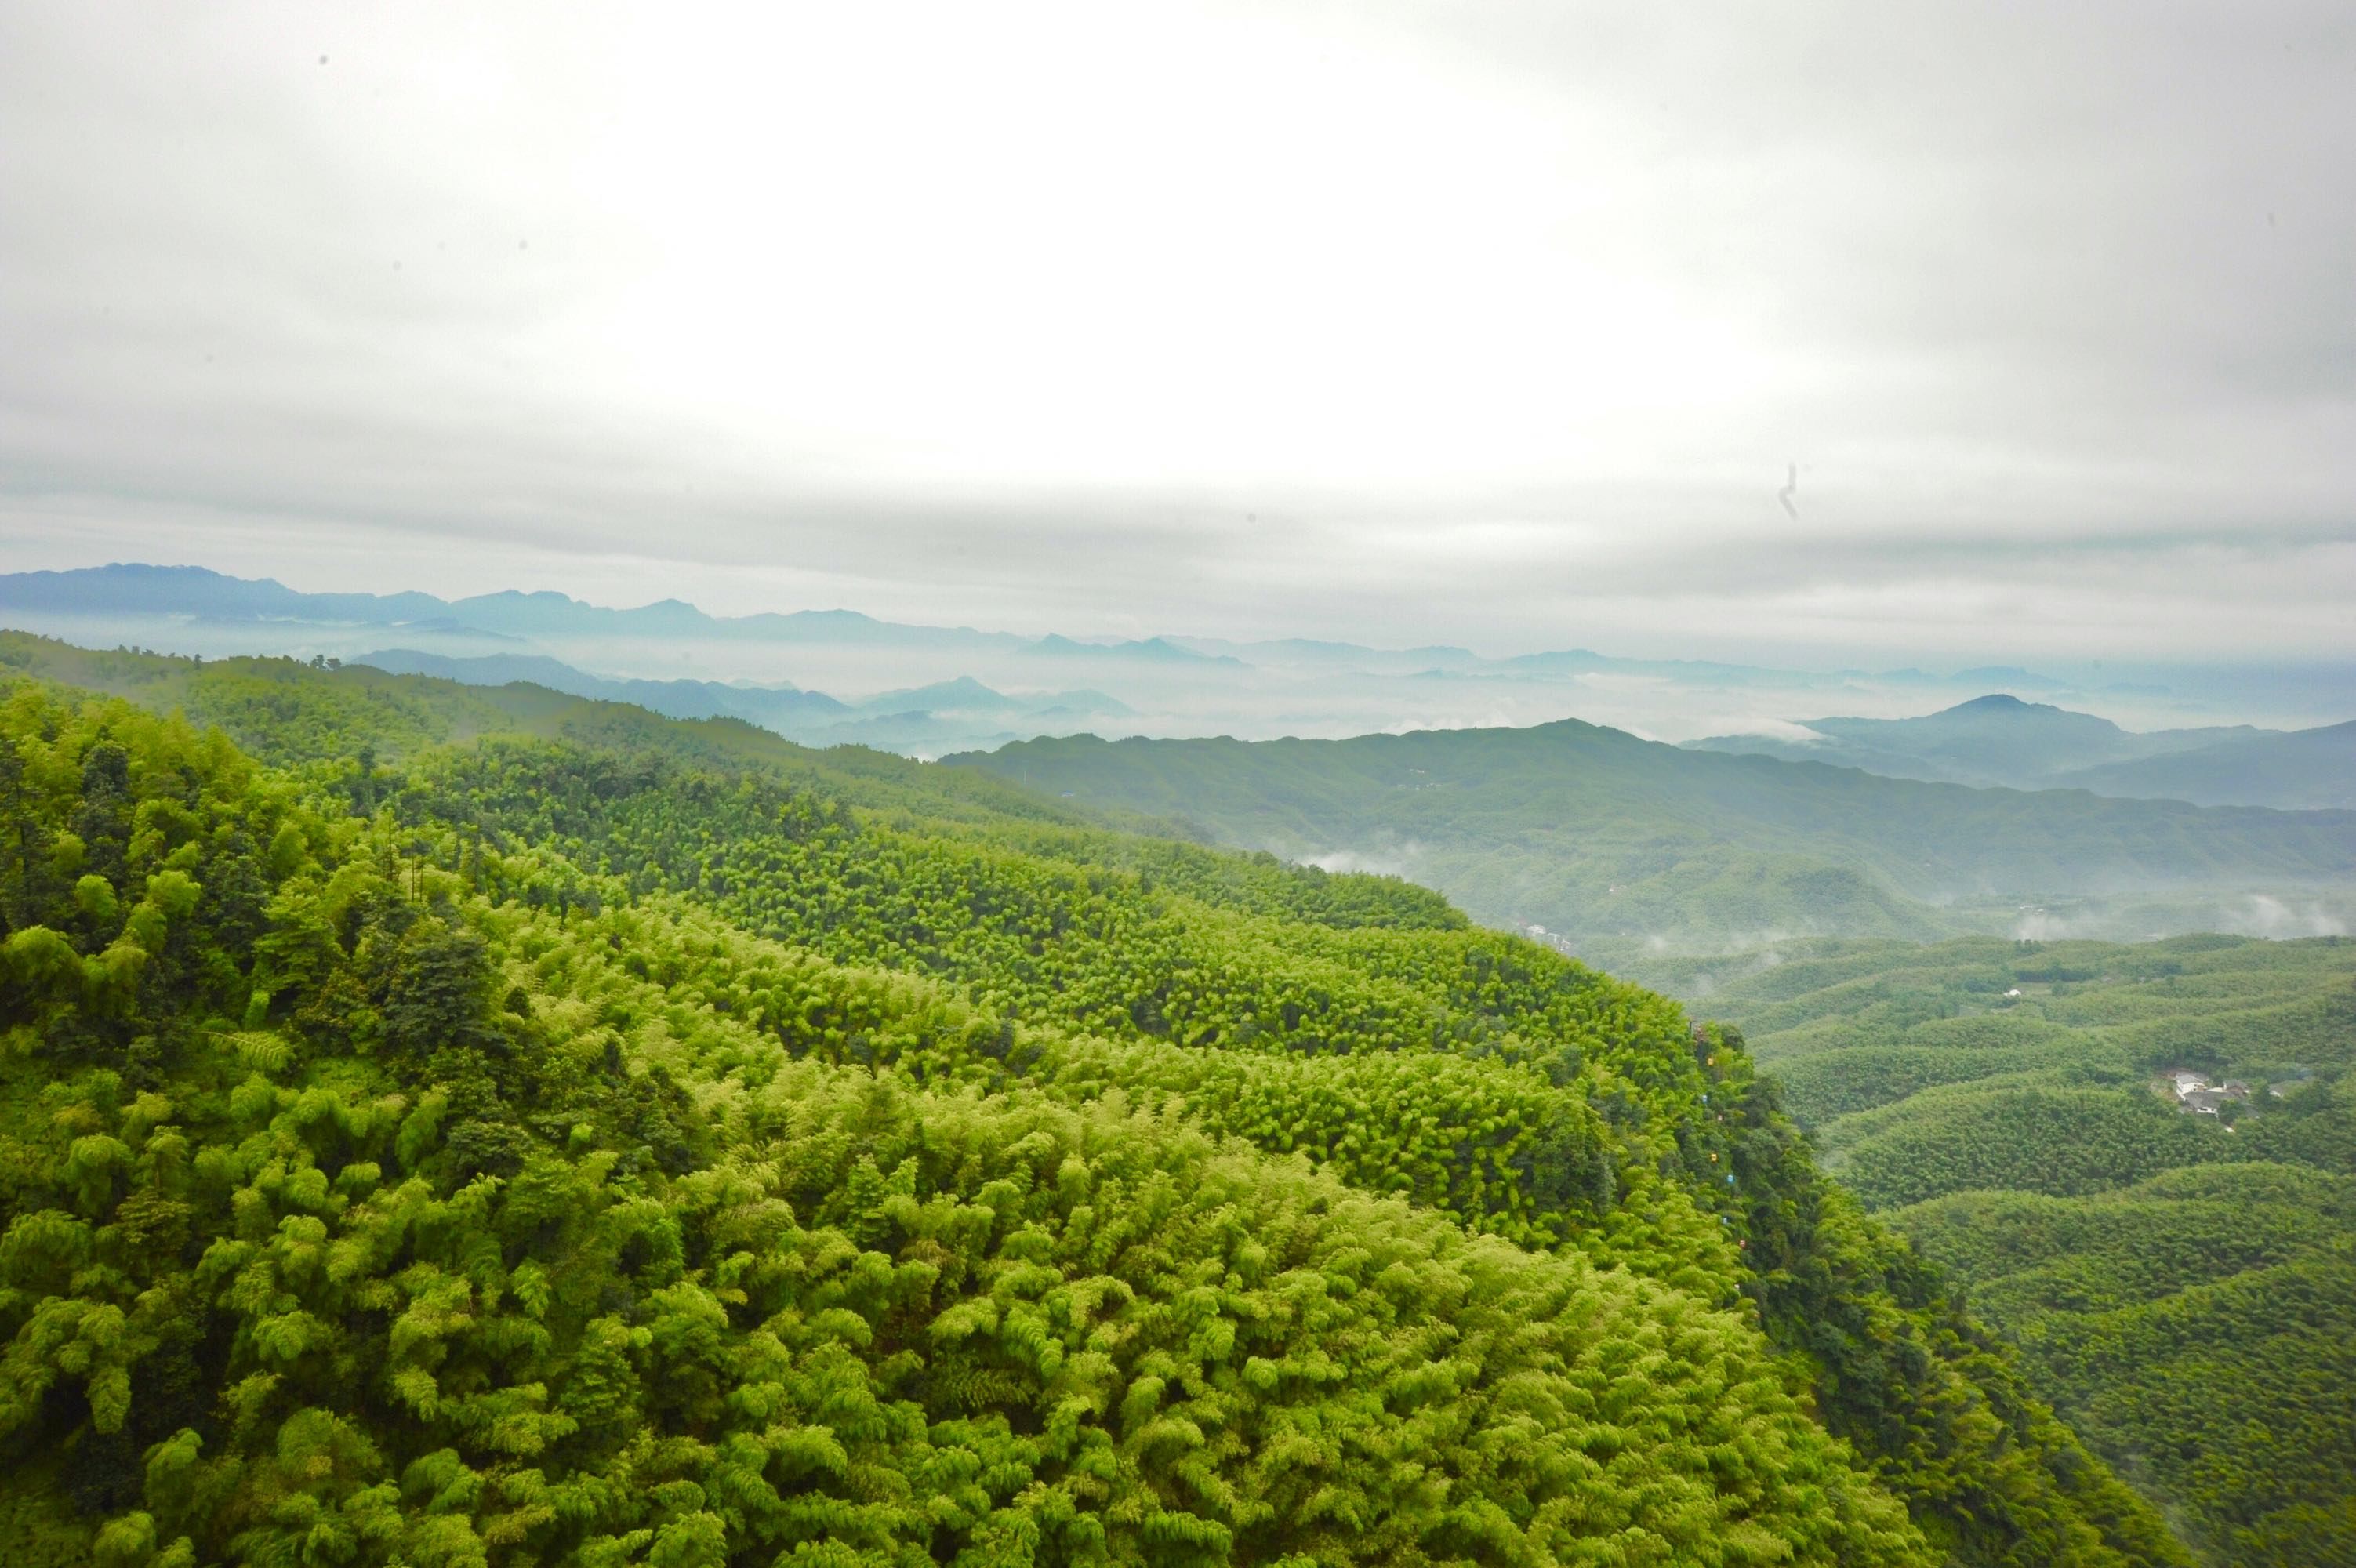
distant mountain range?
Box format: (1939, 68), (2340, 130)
(2052, 720), (2356, 810)
(7, 564), (2351, 783)
(351, 648), (851, 724)
(1686, 693), (2356, 808)
(352, 648), (1133, 757)
(949, 720), (2356, 977)
(0, 562), (1233, 665)
(0, 563), (2102, 693)
(7, 612), (2351, 982)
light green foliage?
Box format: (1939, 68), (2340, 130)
(1896, 1170), (2356, 1568)
(1700, 935), (2356, 1565)
(1826, 1088), (2227, 1210)
(0, 655), (2194, 1566)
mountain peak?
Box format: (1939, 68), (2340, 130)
(1929, 692), (2114, 728)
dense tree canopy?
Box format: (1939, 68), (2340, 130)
(1699, 935), (2356, 1566)
(0, 653), (2197, 1566)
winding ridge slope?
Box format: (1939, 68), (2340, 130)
(0, 634), (2188, 1565)
(951, 724), (2356, 968)
(1683, 935), (2356, 1566)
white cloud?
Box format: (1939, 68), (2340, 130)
(3, 2), (2352, 661)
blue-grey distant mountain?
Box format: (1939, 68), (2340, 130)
(1162, 636), (1487, 672)
(1024, 633), (1245, 666)
(0, 562), (2057, 694)
(1685, 694), (2262, 792)
(24, 564), (2351, 760)
(0, 562), (1016, 647)
(1502, 648), (1824, 685)
(2049, 720), (2356, 810)
(1945, 666), (2071, 691)
(0, 563), (1238, 667)
(0, 562), (451, 624)
(351, 649), (1134, 756)
(350, 649), (851, 728)
(443, 589), (716, 638)
(856, 675), (1134, 719)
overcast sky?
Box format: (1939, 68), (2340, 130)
(2, 2), (2351, 662)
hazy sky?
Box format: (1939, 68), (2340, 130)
(3, 2), (2351, 662)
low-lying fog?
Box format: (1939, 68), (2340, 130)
(16, 605), (2354, 756)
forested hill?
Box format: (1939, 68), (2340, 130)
(949, 724), (2356, 974)
(1683, 695), (2356, 811)
(2051, 721), (2356, 811)
(0, 635), (2190, 1565)
(1682, 935), (2356, 1566)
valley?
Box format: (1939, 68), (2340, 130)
(955, 724), (2356, 982)
(1, 626), (2349, 1566)
(11, 8), (2350, 1563)
(0, 637), (2205, 1566)
(1672, 935), (2356, 1565)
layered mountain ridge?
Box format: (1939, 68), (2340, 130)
(0, 630), (2194, 1566)
(1689, 693), (2356, 808)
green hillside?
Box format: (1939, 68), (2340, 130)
(2052, 722), (2356, 811)
(947, 724), (2356, 976)
(0, 639), (2187, 1566)
(1681, 695), (2242, 791)
(1681, 695), (2356, 810)
(1685, 935), (2356, 1565)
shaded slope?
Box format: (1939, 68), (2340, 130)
(1685, 694), (2249, 790)
(1690, 935), (2356, 1565)
(2052, 720), (2356, 810)
(949, 722), (2356, 967)
(0, 645), (2194, 1566)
